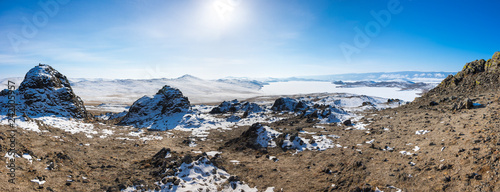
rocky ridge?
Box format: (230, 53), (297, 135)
(423, 52), (500, 99)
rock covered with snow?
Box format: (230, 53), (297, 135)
(226, 123), (282, 150)
(209, 99), (262, 114)
(270, 96), (353, 123)
(253, 124), (281, 148)
(282, 134), (340, 152)
(271, 97), (308, 111)
(126, 148), (259, 192)
(118, 85), (190, 130)
(0, 64), (89, 119)
(304, 105), (351, 124)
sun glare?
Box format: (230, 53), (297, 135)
(195, 0), (247, 36)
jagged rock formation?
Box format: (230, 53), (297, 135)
(118, 85), (190, 130)
(411, 52), (500, 109)
(428, 52), (500, 96)
(209, 99), (262, 114)
(0, 64), (89, 119)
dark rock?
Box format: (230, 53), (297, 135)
(295, 101), (308, 111)
(343, 119), (352, 126)
(228, 176), (240, 182)
(352, 186), (374, 192)
(210, 100), (262, 114)
(173, 179), (180, 185)
(153, 148), (171, 159)
(475, 174), (482, 180)
(429, 101), (439, 106)
(56, 152), (70, 160)
(387, 98), (401, 103)
(443, 176), (451, 182)
(181, 154), (193, 164)
(361, 102), (374, 106)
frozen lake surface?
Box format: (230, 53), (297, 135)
(260, 81), (421, 102)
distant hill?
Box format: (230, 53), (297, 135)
(287, 71), (456, 83)
(223, 71), (455, 83)
(1, 71), (453, 105)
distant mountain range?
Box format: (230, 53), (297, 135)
(2, 71), (455, 86)
(226, 71), (456, 83)
(298, 71), (456, 82)
(1, 71), (453, 105)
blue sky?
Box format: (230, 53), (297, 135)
(0, 0), (499, 79)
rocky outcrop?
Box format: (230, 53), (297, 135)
(225, 123), (282, 150)
(413, 52), (500, 108)
(0, 64), (90, 119)
(304, 105), (350, 123)
(118, 85), (190, 130)
(271, 97), (308, 111)
(434, 52), (500, 92)
(209, 99), (262, 114)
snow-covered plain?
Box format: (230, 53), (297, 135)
(69, 78), (424, 105)
(261, 81), (421, 102)
(69, 76), (263, 105)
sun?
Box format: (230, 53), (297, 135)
(212, 0), (241, 22)
(188, 0), (249, 40)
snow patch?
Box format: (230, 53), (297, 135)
(123, 157), (257, 192)
(282, 134), (341, 152)
(415, 130), (430, 135)
(255, 125), (281, 148)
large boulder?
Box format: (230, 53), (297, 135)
(118, 85), (190, 130)
(0, 64), (89, 119)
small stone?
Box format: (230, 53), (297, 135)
(429, 101), (439, 106)
(173, 179), (181, 185)
(343, 120), (352, 126)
